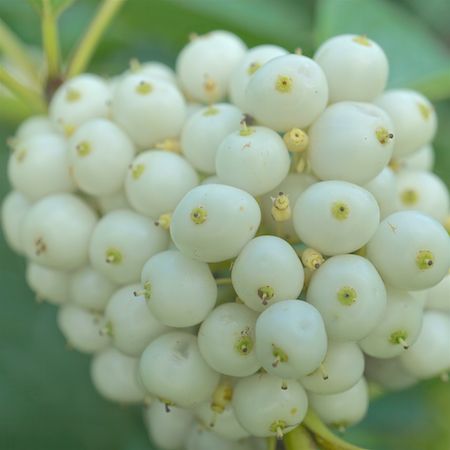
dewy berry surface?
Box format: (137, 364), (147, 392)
(1, 6), (450, 450)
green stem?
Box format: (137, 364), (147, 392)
(284, 425), (318, 449)
(267, 436), (277, 450)
(0, 19), (40, 86)
(66, 0), (126, 78)
(0, 65), (46, 113)
(0, 94), (34, 124)
(303, 410), (366, 450)
(42, 0), (61, 79)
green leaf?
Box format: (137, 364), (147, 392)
(28, 0), (75, 17)
(314, 0), (450, 100)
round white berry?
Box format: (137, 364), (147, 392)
(293, 181), (380, 255)
(255, 300), (328, 378)
(215, 126), (290, 196)
(308, 102), (394, 184)
(89, 209), (169, 284)
(15, 115), (58, 141)
(366, 211), (450, 290)
(8, 132), (75, 200)
(140, 250), (217, 327)
(197, 303), (260, 377)
(170, 184), (261, 263)
(125, 150), (198, 218)
(68, 118), (135, 196)
(112, 74), (186, 148)
(231, 236), (304, 312)
(49, 74), (111, 135)
(104, 284), (171, 356)
(308, 377), (369, 428)
(425, 273), (450, 313)
(1, 190), (30, 254)
(365, 355), (418, 391)
(359, 287), (424, 358)
(139, 332), (220, 408)
(306, 255), (387, 341)
(69, 265), (117, 311)
(229, 44), (288, 110)
(144, 401), (194, 450)
(400, 310), (450, 379)
(375, 89), (437, 157)
(21, 193), (97, 270)
(395, 170), (449, 223)
(176, 31), (247, 103)
(91, 347), (146, 404)
(364, 167), (398, 219)
(26, 262), (70, 305)
(399, 144), (434, 171)
(313, 34), (388, 103)
(300, 341), (365, 395)
(232, 373), (308, 438)
(57, 304), (110, 353)
(181, 103), (243, 174)
(132, 61), (177, 85)
(244, 54), (328, 131)
(186, 425), (253, 450)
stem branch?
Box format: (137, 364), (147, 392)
(66, 0), (126, 78)
(0, 19), (40, 86)
(42, 0), (61, 79)
(0, 65), (46, 113)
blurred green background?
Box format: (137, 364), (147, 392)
(0, 0), (449, 449)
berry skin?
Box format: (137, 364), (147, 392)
(375, 89), (437, 157)
(89, 209), (169, 284)
(49, 74), (111, 136)
(8, 132), (75, 201)
(112, 74), (186, 149)
(244, 54), (328, 131)
(366, 211), (450, 291)
(215, 126), (291, 196)
(170, 184), (261, 263)
(68, 118), (135, 196)
(139, 332), (220, 408)
(21, 193), (97, 270)
(314, 34), (388, 103)
(307, 102), (395, 185)
(176, 31), (247, 103)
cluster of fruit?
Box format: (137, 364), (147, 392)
(2, 30), (450, 450)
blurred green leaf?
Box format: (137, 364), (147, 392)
(28, 0), (75, 17)
(315, 0), (450, 99)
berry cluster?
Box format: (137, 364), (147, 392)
(2, 31), (450, 450)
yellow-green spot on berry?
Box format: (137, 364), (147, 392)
(247, 61), (261, 75)
(105, 247), (123, 265)
(337, 286), (357, 306)
(389, 330), (409, 348)
(136, 80), (153, 95)
(375, 127), (394, 145)
(15, 148), (27, 162)
(417, 102), (431, 120)
(235, 335), (254, 356)
(257, 285), (275, 305)
(331, 201), (350, 220)
(272, 345), (289, 367)
(63, 123), (76, 137)
(203, 105), (219, 116)
(275, 75), (293, 93)
(143, 281), (152, 301)
(352, 35), (371, 47)
(100, 320), (114, 337)
(190, 206), (207, 224)
(65, 88), (81, 102)
(400, 189), (419, 206)
(269, 419), (288, 439)
(76, 141), (91, 157)
(416, 250), (435, 270)
(131, 163), (145, 180)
